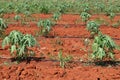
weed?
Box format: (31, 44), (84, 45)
(58, 50), (73, 68)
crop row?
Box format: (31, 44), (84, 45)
(0, 0), (120, 15)
(0, 0), (120, 68)
(0, 16), (120, 68)
(0, 13), (120, 29)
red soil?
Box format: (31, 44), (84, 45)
(0, 14), (120, 80)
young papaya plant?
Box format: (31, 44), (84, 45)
(91, 32), (118, 61)
(81, 3), (90, 13)
(112, 20), (120, 28)
(0, 8), (5, 18)
(95, 2), (105, 14)
(56, 2), (69, 14)
(0, 18), (7, 30)
(52, 12), (61, 21)
(14, 15), (21, 21)
(14, 7), (21, 14)
(86, 21), (100, 37)
(2, 30), (37, 61)
(109, 12), (115, 22)
(7, 2), (14, 10)
(80, 12), (91, 23)
(39, 4), (49, 14)
(37, 19), (53, 36)
(24, 11), (31, 17)
(0, 18), (7, 37)
(105, 6), (115, 22)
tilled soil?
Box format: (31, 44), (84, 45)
(0, 14), (120, 80)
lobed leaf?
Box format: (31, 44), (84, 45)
(2, 36), (10, 49)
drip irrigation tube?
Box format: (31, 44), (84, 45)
(1, 56), (120, 66)
(45, 36), (120, 40)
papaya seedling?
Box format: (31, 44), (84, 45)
(86, 21), (100, 37)
(86, 20), (119, 62)
(39, 4), (49, 14)
(52, 12), (61, 21)
(105, 6), (115, 22)
(109, 12), (115, 22)
(57, 3), (68, 13)
(95, 2), (105, 14)
(14, 15), (21, 21)
(0, 18), (7, 38)
(81, 3), (90, 13)
(80, 12), (91, 24)
(37, 19), (53, 36)
(7, 2), (14, 10)
(0, 8), (5, 18)
(2, 30), (37, 61)
(91, 32), (119, 61)
(14, 7), (21, 14)
(24, 11), (31, 17)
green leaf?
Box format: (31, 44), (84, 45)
(91, 33), (118, 61)
(58, 50), (63, 61)
(2, 36), (10, 49)
(53, 12), (61, 21)
(87, 21), (100, 35)
(64, 55), (73, 62)
(37, 19), (53, 36)
(108, 52), (114, 59)
(8, 30), (23, 45)
(97, 47), (106, 60)
(80, 12), (91, 22)
(21, 34), (36, 47)
(14, 15), (21, 21)
(10, 45), (16, 53)
(92, 43), (99, 52)
(1, 30), (37, 60)
(0, 18), (7, 31)
(18, 45), (25, 56)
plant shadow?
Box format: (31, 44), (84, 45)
(94, 60), (120, 66)
(10, 57), (45, 64)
